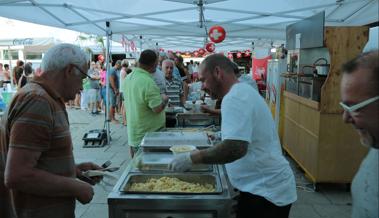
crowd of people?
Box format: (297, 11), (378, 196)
(0, 60), (36, 91)
(0, 43), (377, 218)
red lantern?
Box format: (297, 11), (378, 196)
(236, 52), (242, 58)
(198, 48), (206, 55)
(208, 25), (226, 43)
(205, 42), (215, 53)
(97, 54), (104, 62)
(227, 53), (233, 59)
(244, 50), (251, 57)
(193, 51), (199, 57)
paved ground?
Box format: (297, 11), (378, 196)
(68, 108), (352, 218)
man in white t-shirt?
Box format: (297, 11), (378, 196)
(340, 50), (378, 218)
(169, 54), (297, 218)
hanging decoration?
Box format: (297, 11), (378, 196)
(198, 48), (206, 55)
(97, 54), (104, 62)
(227, 53), (233, 59)
(193, 51), (199, 57)
(236, 52), (242, 58)
(208, 25), (226, 43)
(205, 42), (215, 52)
(244, 49), (251, 57)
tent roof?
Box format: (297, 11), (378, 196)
(0, 0), (377, 51)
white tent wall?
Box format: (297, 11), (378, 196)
(0, 0), (377, 51)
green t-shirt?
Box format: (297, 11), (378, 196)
(124, 67), (165, 146)
(82, 78), (91, 90)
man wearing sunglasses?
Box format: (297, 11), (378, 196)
(0, 44), (103, 218)
(340, 50), (378, 218)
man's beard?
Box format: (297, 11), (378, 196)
(358, 129), (378, 148)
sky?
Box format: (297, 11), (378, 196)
(0, 17), (81, 42)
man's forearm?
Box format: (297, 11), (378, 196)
(5, 166), (86, 198)
(191, 139), (248, 164)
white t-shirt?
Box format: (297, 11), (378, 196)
(119, 67), (127, 92)
(351, 148), (379, 218)
(152, 68), (166, 94)
(187, 63), (194, 75)
(221, 82), (297, 206)
(238, 74), (258, 91)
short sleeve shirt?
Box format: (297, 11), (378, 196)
(0, 77), (76, 218)
(351, 148), (379, 218)
(152, 68), (166, 94)
(221, 82), (297, 206)
(109, 67), (120, 89)
(165, 77), (183, 107)
(124, 67), (165, 146)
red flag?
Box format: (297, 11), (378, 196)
(121, 34), (126, 48)
(130, 40), (137, 51)
(252, 55), (272, 81)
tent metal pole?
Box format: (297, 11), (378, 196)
(105, 21), (111, 144)
(8, 45), (13, 88)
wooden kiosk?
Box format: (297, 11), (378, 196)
(282, 27), (369, 188)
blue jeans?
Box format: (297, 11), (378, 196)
(100, 87), (107, 106)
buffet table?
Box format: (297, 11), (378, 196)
(108, 131), (236, 218)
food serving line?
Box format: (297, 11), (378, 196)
(108, 130), (238, 218)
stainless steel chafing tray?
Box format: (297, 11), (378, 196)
(108, 165), (238, 218)
(140, 131), (212, 150)
(120, 173), (222, 194)
(176, 113), (221, 127)
(133, 152), (213, 172)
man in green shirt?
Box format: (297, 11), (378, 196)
(123, 50), (168, 157)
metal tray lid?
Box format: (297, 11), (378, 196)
(140, 131), (211, 149)
(132, 152), (213, 172)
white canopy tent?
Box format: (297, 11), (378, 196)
(0, 0), (377, 51)
(1, 0), (377, 144)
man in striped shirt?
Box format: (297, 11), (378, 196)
(0, 44), (102, 218)
(163, 59), (185, 107)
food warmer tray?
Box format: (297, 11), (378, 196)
(140, 131), (212, 151)
(120, 173), (222, 195)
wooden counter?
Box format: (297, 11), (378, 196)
(283, 91), (367, 184)
(281, 26), (369, 186)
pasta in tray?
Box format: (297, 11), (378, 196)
(126, 177), (215, 193)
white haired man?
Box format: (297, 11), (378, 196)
(340, 50), (379, 218)
(163, 59), (185, 107)
(0, 43), (103, 218)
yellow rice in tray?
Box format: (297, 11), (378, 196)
(127, 176), (215, 193)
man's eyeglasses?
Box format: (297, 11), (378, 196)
(72, 64), (91, 79)
(339, 96), (379, 115)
